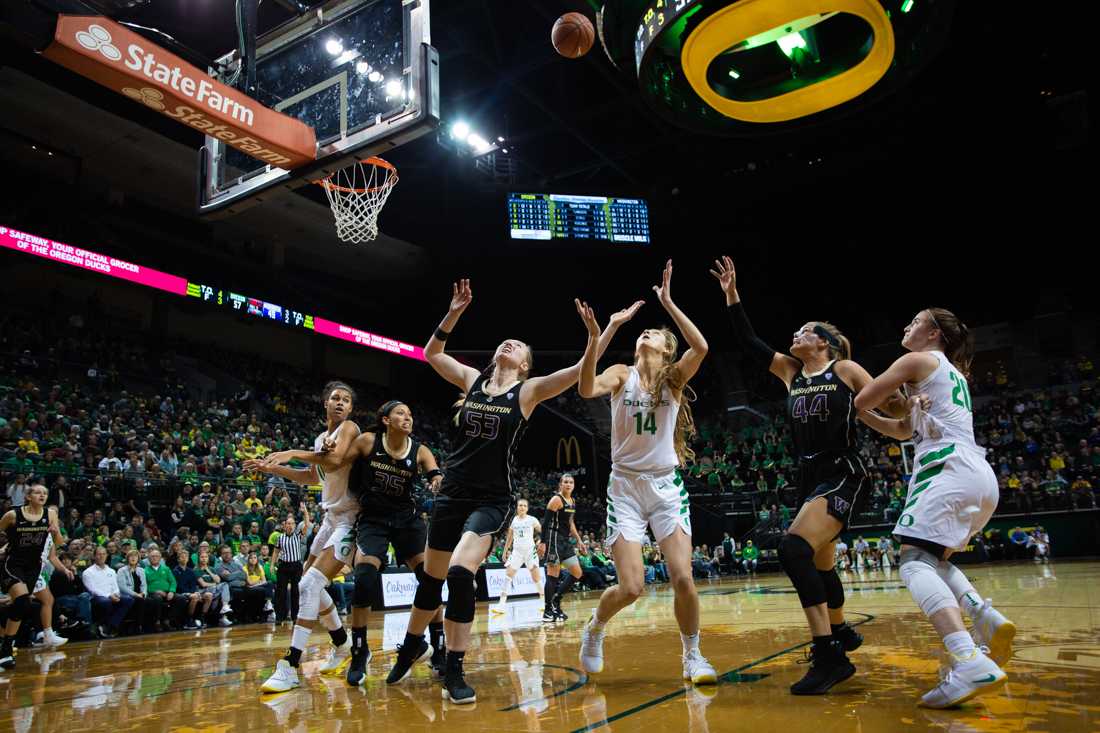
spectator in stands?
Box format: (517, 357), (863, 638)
(742, 540), (759, 574)
(173, 550), (211, 629)
(196, 551), (232, 627)
(216, 545), (263, 622)
(144, 549), (176, 629)
(49, 551), (93, 631)
(244, 551), (275, 619)
(116, 549), (153, 631)
(83, 545), (134, 637)
(5, 472), (28, 508)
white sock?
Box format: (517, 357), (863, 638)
(319, 605), (342, 634)
(680, 632), (700, 653)
(944, 630), (976, 658)
(291, 625), (311, 652)
(936, 561), (984, 619)
(589, 610), (606, 631)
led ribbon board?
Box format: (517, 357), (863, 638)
(2, 225), (425, 361)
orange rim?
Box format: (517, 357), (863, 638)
(313, 156), (399, 194)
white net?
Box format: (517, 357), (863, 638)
(316, 157), (399, 244)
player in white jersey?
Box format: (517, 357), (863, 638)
(497, 498), (543, 609)
(248, 381), (361, 693)
(30, 529), (71, 648)
(834, 540), (850, 571)
(878, 536), (894, 571)
(856, 308), (1015, 709)
(575, 261), (717, 686)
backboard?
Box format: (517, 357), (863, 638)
(197, 0), (438, 216)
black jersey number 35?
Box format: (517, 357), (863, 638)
(464, 411), (501, 439)
(791, 394), (830, 423)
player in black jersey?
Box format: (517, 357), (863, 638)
(713, 256), (906, 695)
(385, 279), (634, 704)
(259, 400), (446, 687)
(0, 484), (59, 670)
(539, 474), (586, 623)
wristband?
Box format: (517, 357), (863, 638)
(425, 469), (443, 481)
(434, 327), (451, 342)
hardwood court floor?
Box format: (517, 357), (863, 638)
(3, 561), (1099, 732)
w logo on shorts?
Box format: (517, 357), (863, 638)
(833, 496), (851, 515)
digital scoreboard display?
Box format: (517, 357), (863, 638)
(508, 193), (650, 243)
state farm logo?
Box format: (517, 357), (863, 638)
(76, 24), (121, 62)
(122, 86), (165, 111)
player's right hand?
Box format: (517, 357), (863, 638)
(449, 279), (473, 315)
(709, 256), (737, 298)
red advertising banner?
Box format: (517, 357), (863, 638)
(42, 15), (316, 169)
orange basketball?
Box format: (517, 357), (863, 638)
(552, 12), (595, 59)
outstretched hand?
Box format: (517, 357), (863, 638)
(575, 299), (600, 338)
(709, 256), (737, 298)
(609, 300), (645, 328)
(449, 279), (473, 315)
(652, 259), (674, 306)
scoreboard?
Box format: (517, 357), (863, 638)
(508, 193), (650, 243)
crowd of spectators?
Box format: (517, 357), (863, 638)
(1, 300), (1097, 644)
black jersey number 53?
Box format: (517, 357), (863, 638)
(464, 411), (501, 440)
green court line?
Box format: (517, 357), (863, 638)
(568, 613), (876, 733)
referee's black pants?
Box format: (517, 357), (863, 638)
(275, 561), (302, 622)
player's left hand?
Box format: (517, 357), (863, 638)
(908, 393), (932, 412)
(608, 300), (645, 328)
(579, 543), (588, 556)
(575, 299), (600, 338)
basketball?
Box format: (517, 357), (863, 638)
(552, 12), (595, 59)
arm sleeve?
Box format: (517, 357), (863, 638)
(727, 303), (778, 370)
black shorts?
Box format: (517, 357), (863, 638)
(427, 495), (513, 553)
(546, 537), (576, 566)
(799, 454), (868, 534)
(1, 559), (40, 594)
(356, 511), (427, 568)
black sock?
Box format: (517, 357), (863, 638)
(429, 622), (445, 651)
(329, 626), (348, 648)
(544, 576), (559, 612)
(402, 632), (424, 652)
(352, 626), (367, 653)
(830, 623), (849, 634)
(812, 634), (834, 648)
(554, 574), (577, 602)
(445, 649), (465, 673)
(285, 646), (303, 667)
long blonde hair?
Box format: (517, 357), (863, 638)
(640, 328), (697, 466)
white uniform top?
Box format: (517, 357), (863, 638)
(510, 515), (538, 550)
(610, 366), (681, 474)
(314, 425), (355, 515)
(836, 541), (848, 554)
(909, 350), (980, 457)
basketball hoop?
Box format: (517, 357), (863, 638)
(314, 157), (398, 244)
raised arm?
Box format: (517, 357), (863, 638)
(424, 279), (482, 392)
(711, 256), (801, 387)
(577, 299), (641, 398)
(653, 260), (708, 386)
(255, 461), (320, 488)
(521, 301), (638, 414)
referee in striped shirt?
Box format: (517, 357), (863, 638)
(272, 510), (312, 623)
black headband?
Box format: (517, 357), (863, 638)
(813, 325), (841, 350)
(379, 400), (405, 419)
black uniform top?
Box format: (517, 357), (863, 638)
(442, 376), (528, 500)
(543, 492), (575, 542)
(787, 361), (860, 462)
(350, 435), (423, 516)
(5, 506), (49, 566)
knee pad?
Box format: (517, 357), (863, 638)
(443, 566), (476, 624)
(297, 566), (328, 621)
(352, 563), (379, 610)
(900, 548), (958, 618)
(778, 534), (827, 609)
(11, 594), (32, 621)
(412, 567), (445, 613)
(819, 566), (845, 610)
